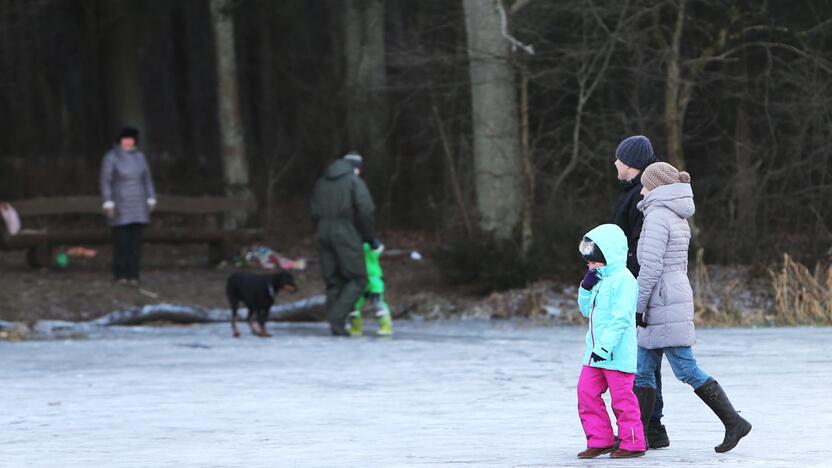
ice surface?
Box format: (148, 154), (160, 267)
(1, 322), (829, 467)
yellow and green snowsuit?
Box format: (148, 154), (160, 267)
(350, 243), (393, 335)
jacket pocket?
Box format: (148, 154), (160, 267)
(649, 277), (667, 307)
(663, 272), (693, 306)
(659, 278), (668, 304)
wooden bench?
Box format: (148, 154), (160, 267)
(0, 195), (263, 268)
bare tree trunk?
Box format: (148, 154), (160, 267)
(105, 0), (146, 142)
(343, 0), (389, 192)
(433, 105), (472, 236)
(520, 70), (534, 259)
(209, 0), (253, 227)
(463, 0), (524, 240)
(547, 1), (627, 203)
(733, 105), (758, 257)
(664, 0), (686, 170)
(258, 2), (281, 229)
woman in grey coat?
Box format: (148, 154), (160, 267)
(632, 162), (751, 454)
(100, 127), (156, 284)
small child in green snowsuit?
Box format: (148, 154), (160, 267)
(349, 243), (393, 336)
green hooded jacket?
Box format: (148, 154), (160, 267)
(363, 243), (384, 294)
(311, 159), (376, 243)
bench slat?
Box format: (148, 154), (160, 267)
(9, 195), (255, 216)
(1, 228), (262, 249)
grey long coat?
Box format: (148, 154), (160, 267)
(635, 183), (696, 349)
(100, 147), (156, 226)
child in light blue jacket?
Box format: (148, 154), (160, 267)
(575, 224), (645, 459)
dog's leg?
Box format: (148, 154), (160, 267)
(257, 308), (272, 338)
(247, 308), (259, 336)
(230, 302), (240, 338)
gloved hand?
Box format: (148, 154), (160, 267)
(581, 269), (599, 290)
(590, 347), (610, 363)
(590, 348), (609, 363)
(636, 313), (647, 328)
(369, 239), (384, 253)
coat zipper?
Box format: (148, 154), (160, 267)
(588, 296), (596, 365)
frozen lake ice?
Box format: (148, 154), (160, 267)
(1, 321), (830, 467)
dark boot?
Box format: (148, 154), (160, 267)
(646, 421), (670, 449)
(694, 378), (752, 453)
(576, 447), (615, 459)
(610, 448), (645, 458)
(329, 321), (350, 336)
(633, 386), (656, 449)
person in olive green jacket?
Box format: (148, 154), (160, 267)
(311, 151), (380, 336)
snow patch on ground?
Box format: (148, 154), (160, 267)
(1, 322), (829, 467)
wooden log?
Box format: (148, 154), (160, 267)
(90, 295), (326, 326)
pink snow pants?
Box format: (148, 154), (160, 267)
(577, 365), (646, 451)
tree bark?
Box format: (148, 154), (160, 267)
(520, 70), (534, 259)
(104, 0), (147, 144)
(733, 105), (757, 256)
(433, 105), (472, 236)
(664, 0), (686, 170)
(259, 1), (281, 229)
(343, 0), (389, 193)
(463, 0), (524, 240)
(209, 0), (254, 227)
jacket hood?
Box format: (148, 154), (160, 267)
(584, 224), (628, 276)
(639, 183), (695, 219)
(325, 159), (355, 179)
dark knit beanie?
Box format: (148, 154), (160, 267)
(615, 135), (654, 171)
(579, 236), (607, 264)
(117, 127), (139, 144)
(343, 151), (363, 169)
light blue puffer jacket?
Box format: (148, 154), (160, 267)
(577, 224), (639, 374)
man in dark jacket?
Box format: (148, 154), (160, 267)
(311, 151), (380, 336)
(611, 135), (668, 449)
(612, 135), (654, 278)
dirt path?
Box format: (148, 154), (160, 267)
(0, 235), (442, 323)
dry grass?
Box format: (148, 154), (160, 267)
(692, 249), (770, 326)
(769, 253), (832, 325)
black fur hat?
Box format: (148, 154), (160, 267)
(579, 236), (607, 264)
(117, 126), (139, 144)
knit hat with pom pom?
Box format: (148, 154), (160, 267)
(642, 162), (691, 191)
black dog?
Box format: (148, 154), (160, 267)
(226, 270), (297, 338)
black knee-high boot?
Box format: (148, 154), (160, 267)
(694, 378), (752, 453)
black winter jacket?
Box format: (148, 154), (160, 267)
(611, 172), (645, 276)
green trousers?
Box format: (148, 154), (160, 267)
(318, 229), (368, 328)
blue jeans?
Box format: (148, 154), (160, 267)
(636, 346), (711, 392)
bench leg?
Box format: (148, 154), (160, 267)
(26, 244), (52, 269)
(208, 240), (234, 266)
